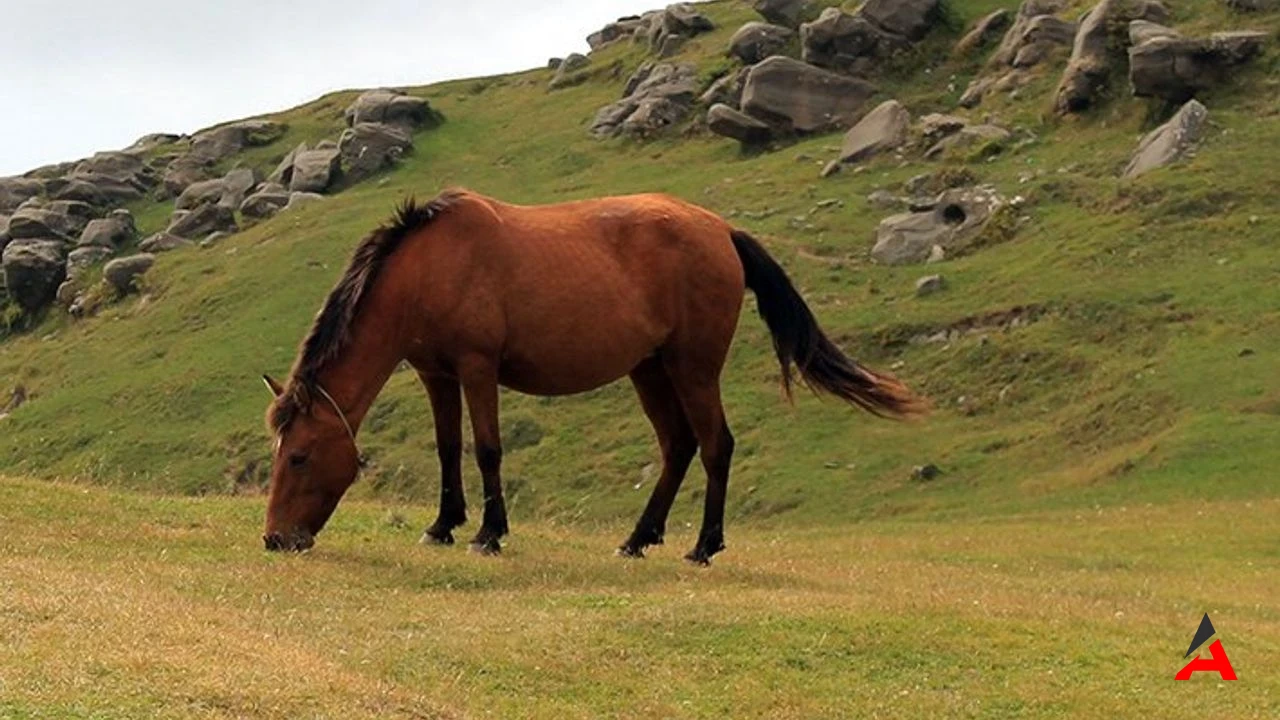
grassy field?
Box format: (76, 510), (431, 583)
(1, 478), (1277, 719)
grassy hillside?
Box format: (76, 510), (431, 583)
(2, 0), (1279, 538)
(3, 478), (1278, 719)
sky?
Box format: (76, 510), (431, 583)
(0, 0), (655, 176)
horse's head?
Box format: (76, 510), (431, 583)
(261, 374), (362, 552)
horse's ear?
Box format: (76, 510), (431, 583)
(262, 374), (284, 397)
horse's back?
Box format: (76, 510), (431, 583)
(423, 191), (745, 394)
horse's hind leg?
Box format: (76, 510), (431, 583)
(668, 369), (735, 565)
(420, 374), (467, 545)
(459, 357), (509, 555)
(618, 356), (698, 558)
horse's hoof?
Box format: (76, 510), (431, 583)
(616, 545), (645, 559)
(683, 550), (712, 566)
(420, 530), (455, 546)
(469, 538), (502, 556)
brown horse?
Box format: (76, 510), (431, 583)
(262, 188), (922, 563)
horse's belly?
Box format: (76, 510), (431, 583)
(497, 313), (664, 396)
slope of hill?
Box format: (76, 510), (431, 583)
(1, 0), (1277, 534)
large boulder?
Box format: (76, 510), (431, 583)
(220, 166), (259, 210)
(707, 104), (776, 144)
(729, 22), (795, 64)
(591, 62), (700, 139)
(871, 187), (1007, 265)
(960, 0), (1074, 107)
(955, 9), (1013, 56)
(7, 200), (96, 241)
(753, 0), (817, 29)
(103, 254), (156, 294)
(78, 210), (136, 248)
(175, 178), (226, 211)
(1130, 31), (1268, 102)
(289, 148), (342, 193)
(268, 142), (307, 186)
(740, 56), (877, 134)
(340, 123), (413, 183)
(344, 89), (440, 131)
(860, 0), (941, 41)
(67, 151), (158, 201)
(1053, 0), (1169, 114)
(190, 120), (286, 162)
(645, 4), (716, 53)
(1123, 99), (1209, 179)
(836, 99), (910, 165)
(166, 203), (236, 240)
(549, 53), (591, 90)
(587, 16), (648, 49)
(2, 239), (66, 312)
(66, 246), (114, 276)
(239, 183), (293, 219)
(0, 177), (43, 213)
(160, 154), (216, 199)
(800, 1), (940, 75)
(699, 67), (751, 108)
(924, 124), (1012, 160)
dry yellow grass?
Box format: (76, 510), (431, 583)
(1, 477), (1278, 719)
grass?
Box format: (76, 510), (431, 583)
(1, 477), (1277, 719)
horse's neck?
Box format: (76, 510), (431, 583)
(316, 311), (403, 432)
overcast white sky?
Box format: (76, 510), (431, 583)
(0, 1), (655, 176)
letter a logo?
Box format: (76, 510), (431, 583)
(1175, 613), (1237, 681)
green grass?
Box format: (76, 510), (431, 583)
(0, 2), (1278, 533)
(1, 477), (1277, 719)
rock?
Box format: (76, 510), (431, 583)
(699, 67), (751, 108)
(239, 183), (292, 219)
(587, 16), (647, 49)
(78, 210), (136, 248)
(190, 120), (286, 161)
(139, 232), (193, 253)
(289, 148), (341, 193)
(1012, 16), (1078, 67)
(55, 279), (79, 309)
(837, 99), (910, 165)
(339, 122), (413, 182)
(915, 274), (946, 296)
(549, 53), (591, 90)
(1130, 31), (1269, 102)
(1054, 0), (1170, 114)
(175, 178), (226, 211)
(740, 56), (877, 134)
(0, 177), (44, 213)
(924, 124), (1011, 160)
(66, 246), (113, 275)
(650, 4), (716, 52)
(917, 113), (969, 146)
(1223, 0), (1275, 8)
(707, 104), (775, 144)
(800, 7), (908, 75)
(867, 190), (905, 209)
(285, 192), (325, 212)
(103, 254), (156, 294)
(591, 62), (700, 138)
(911, 464), (942, 481)
(124, 133), (182, 153)
(344, 89), (439, 131)
(0, 215), (9, 252)
(7, 201), (96, 241)
(200, 231), (232, 248)
(871, 186), (1007, 265)
(729, 22), (795, 64)
(960, 0), (1074, 107)
(268, 142), (307, 187)
(753, 0), (816, 28)
(1128, 20), (1179, 46)
(166, 203), (236, 240)
(990, 1), (1069, 67)
(1123, 99), (1209, 179)
(955, 9), (1012, 56)
(66, 152), (158, 204)
(220, 167), (259, 210)
(160, 155), (215, 199)
(548, 57), (563, 70)
(2, 239), (66, 312)
(860, 0), (941, 41)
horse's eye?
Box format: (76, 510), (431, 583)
(288, 452), (308, 469)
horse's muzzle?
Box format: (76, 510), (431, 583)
(263, 530), (315, 552)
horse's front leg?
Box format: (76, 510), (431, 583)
(420, 374), (467, 545)
(459, 358), (508, 555)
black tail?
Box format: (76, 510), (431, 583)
(730, 230), (926, 418)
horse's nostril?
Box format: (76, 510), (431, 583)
(264, 533), (285, 551)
